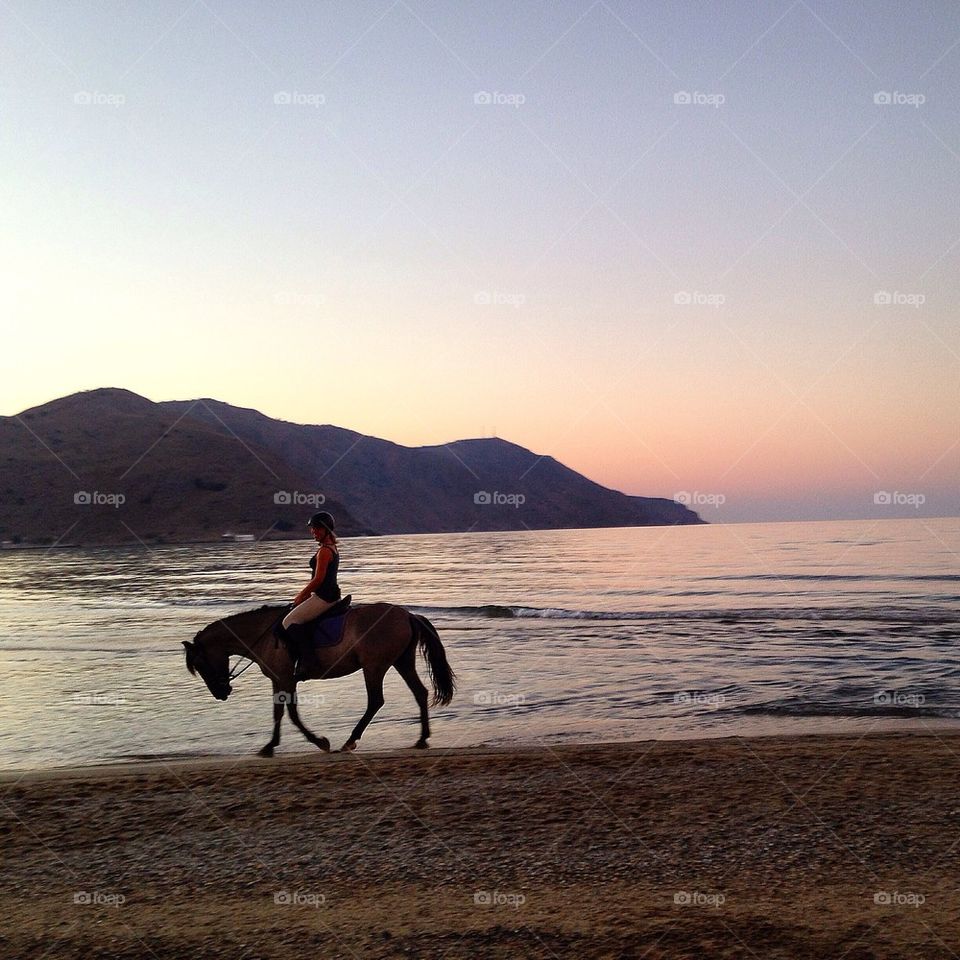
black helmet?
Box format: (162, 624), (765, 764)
(307, 511), (335, 532)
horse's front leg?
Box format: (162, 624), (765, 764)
(258, 683), (288, 757)
(286, 685), (330, 752)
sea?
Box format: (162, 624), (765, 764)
(1, 517), (957, 770)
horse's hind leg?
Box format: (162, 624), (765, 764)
(393, 641), (430, 748)
(341, 666), (386, 753)
(286, 686), (330, 752)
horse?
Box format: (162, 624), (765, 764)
(182, 602), (456, 755)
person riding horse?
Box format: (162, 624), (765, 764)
(274, 511), (341, 673)
(186, 510), (456, 753)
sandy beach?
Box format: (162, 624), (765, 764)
(0, 732), (957, 958)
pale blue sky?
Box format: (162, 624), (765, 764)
(2, 0), (958, 522)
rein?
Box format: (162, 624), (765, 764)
(228, 657), (258, 681)
(216, 610), (287, 686)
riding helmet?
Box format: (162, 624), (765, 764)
(307, 510), (336, 532)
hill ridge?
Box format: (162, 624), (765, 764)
(0, 389), (704, 545)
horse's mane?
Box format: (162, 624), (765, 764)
(221, 603), (286, 624)
(188, 605), (288, 676)
(196, 604), (286, 640)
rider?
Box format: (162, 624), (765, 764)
(285, 511), (341, 627)
(276, 512), (341, 670)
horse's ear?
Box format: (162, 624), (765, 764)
(182, 640), (196, 675)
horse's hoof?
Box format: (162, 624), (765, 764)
(339, 740), (358, 753)
(258, 745), (275, 758)
(413, 739), (429, 750)
(314, 737), (331, 752)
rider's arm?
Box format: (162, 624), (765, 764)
(292, 548), (331, 605)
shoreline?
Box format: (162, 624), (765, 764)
(3, 725), (960, 784)
(0, 519), (709, 552)
(3, 730), (959, 958)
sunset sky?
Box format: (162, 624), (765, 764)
(2, 0), (958, 522)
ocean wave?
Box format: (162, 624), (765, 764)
(740, 700), (960, 720)
(701, 573), (960, 583)
(0, 597), (279, 610)
(409, 603), (959, 624)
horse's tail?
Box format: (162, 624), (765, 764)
(410, 613), (456, 706)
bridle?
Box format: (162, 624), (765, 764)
(195, 614), (282, 688)
(228, 656), (257, 682)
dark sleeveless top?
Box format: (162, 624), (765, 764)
(308, 546), (341, 602)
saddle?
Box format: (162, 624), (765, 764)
(306, 594), (352, 647)
(273, 597), (352, 679)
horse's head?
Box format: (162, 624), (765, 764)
(183, 624), (233, 701)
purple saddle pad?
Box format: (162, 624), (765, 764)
(306, 595), (352, 648)
(309, 613), (347, 647)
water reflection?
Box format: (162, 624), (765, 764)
(0, 518), (958, 769)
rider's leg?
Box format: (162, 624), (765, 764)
(282, 594), (334, 629)
(281, 596), (336, 681)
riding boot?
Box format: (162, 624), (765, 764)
(287, 623), (311, 680)
(274, 620), (302, 671)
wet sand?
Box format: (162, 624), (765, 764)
(1, 732), (958, 959)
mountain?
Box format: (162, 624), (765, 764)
(162, 398), (703, 535)
(0, 389), (703, 545)
(0, 389), (367, 546)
